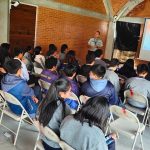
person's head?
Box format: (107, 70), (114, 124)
(0, 43), (10, 65)
(38, 78), (71, 127)
(34, 46), (42, 55)
(5, 59), (22, 76)
(137, 64), (149, 78)
(25, 46), (32, 53)
(48, 44), (57, 56)
(61, 44), (68, 53)
(14, 48), (23, 60)
(79, 65), (90, 77)
(86, 52), (95, 65)
(74, 96), (109, 131)
(94, 31), (100, 38)
(45, 56), (57, 71)
(65, 50), (76, 64)
(109, 58), (119, 70)
(90, 64), (106, 80)
(64, 64), (77, 79)
(123, 59), (134, 69)
(94, 49), (103, 59)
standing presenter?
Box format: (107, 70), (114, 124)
(88, 31), (103, 51)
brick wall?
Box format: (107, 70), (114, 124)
(36, 7), (108, 64)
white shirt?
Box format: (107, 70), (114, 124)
(34, 54), (45, 68)
(88, 38), (103, 51)
(14, 57), (29, 81)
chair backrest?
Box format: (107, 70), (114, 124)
(79, 95), (90, 104)
(76, 75), (87, 84)
(69, 92), (81, 109)
(38, 79), (51, 91)
(124, 90), (148, 107)
(59, 141), (75, 150)
(110, 105), (140, 125)
(42, 126), (60, 143)
(1, 91), (33, 122)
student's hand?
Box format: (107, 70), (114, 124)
(32, 96), (39, 103)
(0, 67), (6, 74)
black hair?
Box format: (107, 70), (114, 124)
(79, 65), (91, 77)
(0, 43), (10, 65)
(74, 96), (109, 132)
(96, 31), (100, 35)
(123, 59), (134, 69)
(64, 64), (77, 77)
(137, 64), (148, 74)
(47, 44), (57, 56)
(14, 47), (23, 57)
(91, 64), (106, 78)
(65, 50), (76, 64)
(34, 46), (42, 55)
(45, 56), (57, 69)
(38, 78), (71, 127)
(5, 59), (21, 74)
(94, 49), (103, 58)
(61, 44), (68, 53)
(109, 58), (119, 67)
(86, 52), (95, 64)
(25, 46), (32, 53)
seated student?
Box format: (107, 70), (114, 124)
(23, 46), (34, 72)
(125, 64), (150, 108)
(46, 44), (57, 58)
(116, 59), (137, 78)
(0, 43), (11, 67)
(108, 58), (120, 72)
(94, 49), (107, 68)
(1, 59), (39, 118)
(61, 50), (80, 72)
(79, 52), (95, 78)
(103, 60), (120, 94)
(37, 78), (72, 150)
(60, 44), (68, 63)
(60, 96), (116, 150)
(34, 46), (45, 69)
(81, 64), (120, 105)
(137, 63), (150, 81)
(14, 47), (29, 81)
(63, 64), (79, 96)
(40, 57), (59, 84)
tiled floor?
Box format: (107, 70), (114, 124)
(0, 115), (149, 150)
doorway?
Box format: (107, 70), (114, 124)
(10, 4), (36, 54)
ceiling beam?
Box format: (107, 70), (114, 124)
(119, 17), (145, 24)
(103, 0), (113, 19)
(19, 0), (109, 21)
(113, 0), (144, 22)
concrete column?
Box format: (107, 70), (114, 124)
(0, 0), (10, 44)
(104, 21), (116, 60)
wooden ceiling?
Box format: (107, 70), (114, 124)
(55, 0), (150, 18)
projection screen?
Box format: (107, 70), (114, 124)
(139, 18), (150, 61)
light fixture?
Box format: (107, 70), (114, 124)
(11, 1), (20, 7)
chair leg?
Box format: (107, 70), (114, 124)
(140, 133), (144, 150)
(131, 133), (139, 150)
(34, 133), (40, 150)
(13, 111), (24, 145)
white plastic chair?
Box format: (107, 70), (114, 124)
(124, 90), (149, 124)
(109, 105), (145, 150)
(79, 95), (91, 104)
(34, 121), (75, 150)
(0, 91), (34, 145)
(33, 62), (43, 74)
(38, 79), (51, 91)
(69, 92), (81, 111)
